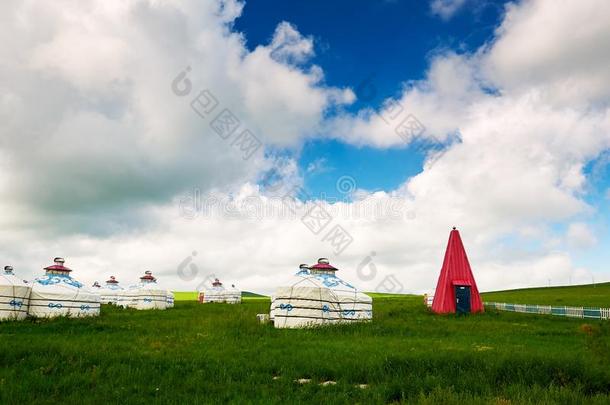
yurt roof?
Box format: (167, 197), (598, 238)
(1, 265), (28, 286)
(35, 258), (84, 289)
(310, 258), (337, 271)
(44, 257), (72, 272)
(139, 271), (156, 281)
(289, 261), (357, 291)
(106, 276), (119, 284)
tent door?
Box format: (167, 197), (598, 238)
(455, 285), (471, 314)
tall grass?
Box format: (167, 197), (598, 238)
(0, 296), (609, 404)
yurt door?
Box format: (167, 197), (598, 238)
(455, 285), (471, 314)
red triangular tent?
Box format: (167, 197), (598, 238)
(431, 227), (484, 314)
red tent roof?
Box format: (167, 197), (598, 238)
(44, 257), (72, 273)
(431, 228), (484, 314)
(310, 258), (337, 271)
(140, 271), (156, 281)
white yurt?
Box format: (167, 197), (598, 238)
(270, 258), (372, 328)
(99, 276), (124, 305)
(200, 278), (226, 303)
(130, 271), (167, 310)
(28, 258), (101, 318)
(225, 284), (241, 304)
(165, 290), (175, 308)
(0, 265), (31, 321)
(119, 284), (137, 308)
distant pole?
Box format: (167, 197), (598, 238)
(548, 279), (551, 287)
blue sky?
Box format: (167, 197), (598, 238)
(235, 0), (505, 105)
(2, 0), (609, 292)
(236, 0), (610, 281)
(235, 0), (509, 197)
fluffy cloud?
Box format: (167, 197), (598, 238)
(322, 0), (610, 291)
(328, 53), (482, 147)
(484, 0), (610, 106)
(268, 21), (314, 65)
(430, 0), (467, 21)
(566, 222), (598, 250)
(0, 0), (351, 233)
(0, 0), (608, 293)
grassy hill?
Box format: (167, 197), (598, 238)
(172, 291), (268, 301)
(1, 296), (609, 403)
(242, 291), (267, 298)
(482, 282), (610, 308)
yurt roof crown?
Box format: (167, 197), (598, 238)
(212, 278), (222, 287)
(92, 281), (101, 288)
(309, 258), (338, 275)
(140, 271), (156, 283)
(4, 265), (14, 275)
(44, 257), (72, 275)
(106, 276), (119, 284)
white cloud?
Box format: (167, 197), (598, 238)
(484, 0), (610, 106)
(0, 0), (351, 231)
(566, 222), (597, 250)
(305, 158), (328, 175)
(268, 21), (314, 65)
(328, 52), (482, 147)
(0, 0), (609, 293)
(430, 0), (467, 21)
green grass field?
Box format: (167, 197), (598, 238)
(482, 282), (610, 308)
(1, 289), (609, 404)
(172, 291), (269, 301)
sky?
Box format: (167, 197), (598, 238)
(0, 0), (609, 294)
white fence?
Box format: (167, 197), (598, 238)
(486, 302), (610, 320)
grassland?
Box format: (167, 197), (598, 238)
(482, 282), (610, 308)
(172, 291), (268, 301)
(1, 292), (609, 404)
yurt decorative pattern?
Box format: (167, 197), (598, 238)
(166, 290), (175, 308)
(129, 271), (167, 310)
(270, 258), (372, 328)
(28, 258), (100, 318)
(99, 276), (124, 305)
(0, 266), (31, 320)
